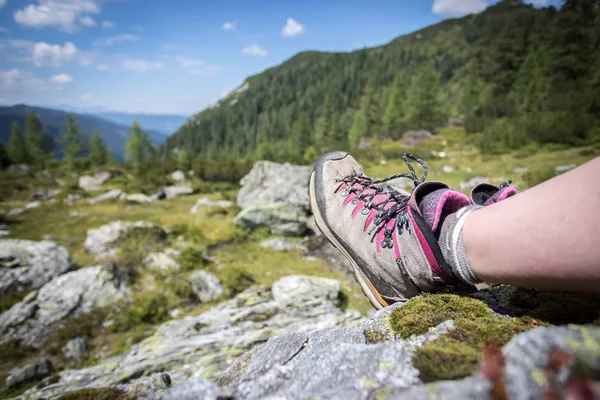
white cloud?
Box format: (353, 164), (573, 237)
(32, 41), (84, 67)
(222, 21), (236, 31)
(80, 16), (96, 27)
(432, 0), (488, 17)
(50, 72), (72, 84)
(281, 18), (304, 37)
(14, 0), (101, 33)
(95, 33), (139, 46)
(0, 0), (6, 9)
(80, 93), (91, 100)
(0, 68), (48, 92)
(242, 44), (268, 56)
(122, 59), (163, 72)
(101, 20), (114, 29)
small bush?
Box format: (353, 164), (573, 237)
(179, 247), (208, 271)
(117, 231), (167, 272)
(111, 292), (169, 332)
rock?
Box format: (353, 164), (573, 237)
(26, 201), (41, 209)
(438, 151), (447, 158)
(84, 220), (167, 257)
(379, 159), (388, 165)
(260, 237), (302, 252)
(20, 275), (361, 398)
(30, 188), (61, 201)
(0, 230), (9, 238)
(144, 249), (181, 271)
(190, 197), (233, 213)
(272, 275), (340, 306)
(235, 202), (309, 236)
(513, 167), (529, 175)
(459, 176), (488, 190)
(0, 265), (129, 347)
(150, 189), (167, 201)
(556, 164), (576, 173)
(88, 189), (124, 205)
(156, 377), (221, 400)
(64, 193), (82, 206)
(121, 372), (172, 398)
(171, 170), (186, 181)
(402, 130), (433, 148)
(6, 359), (53, 388)
(164, 185), (193, 200)
(62, 337), (88, 363)
(7, 208), (26, 217)
(237, 161), (311, 210)
(188, 270), (223, 303)
(442, 165), (454, 173)
(7, 164), (32, 173)
(125, 193), (153, 203)
(78, 171), (111, 192)
(0, 239), (72, 298)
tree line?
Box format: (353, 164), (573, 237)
(162, 0), (600, 162)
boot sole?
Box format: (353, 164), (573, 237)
(309, 169), (388, 310)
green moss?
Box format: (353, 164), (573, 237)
(223, 269), (256, 297)
(414, 342), (481, 382)
(364, 328), (388, 344)
(0, 286), (32, 314)
(389, 294), (492, 338)
(111, 291), (170, 332)
(0, 380), (39, 399)
(165, 276), (194, 300)
(57, 387), (130, 400)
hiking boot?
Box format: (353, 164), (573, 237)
(470, 181), (518, 206)
(309, 152), (474, 309)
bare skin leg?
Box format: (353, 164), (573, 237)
(463, 157), (600, 292)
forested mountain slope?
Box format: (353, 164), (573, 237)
(162, 0), (600, 162)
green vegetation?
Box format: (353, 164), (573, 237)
(0, 287), (32, 315)
(124, 121), (154, 172)
(59, 116), (88, 172)
(163, 0), (600, 162)
(111, 292), (170, 332)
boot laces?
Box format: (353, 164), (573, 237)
(335, 153), (428, 249)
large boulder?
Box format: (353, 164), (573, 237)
(20, 275), (361, 398)
(84, 220), (167, 257)
(144, 249), (181, 271)
(79, 172), (111, 192)
(0, 265), (129, 347)
(88, 189), (125, 205)
(234, 202), (309, 236)
(171, 170), (186, 182)
(237, 161), (311, 210)
(0, 239), (72, 298)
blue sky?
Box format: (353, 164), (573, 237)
(0, 0), (559, 115)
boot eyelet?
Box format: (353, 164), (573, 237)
(340, 189), (350, 197)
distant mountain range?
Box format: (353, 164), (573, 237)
(0, 105), (173, 160)
(94, 112), (188, 136)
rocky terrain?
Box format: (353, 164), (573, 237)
(1, 130), (599, 399)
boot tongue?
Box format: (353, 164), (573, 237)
(419, 188), (471, 233)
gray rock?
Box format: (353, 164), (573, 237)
(188, 270), (222, 302)
(0, 239), (72, 298)
(237, 161), (311, 210)
(190, 197), (233, 213)
(144, 249), (181, 271)
(79, 171), (111, 191)
(459, 176), (488, 190)
(88, 189), (124, 205)
(402, 130), (433, 148)
(6, 359), (53, 388)
(121, 372), (172, 398)
(234, 202), (309, 236)
(155, 377), (221, 400)
(260, 237), (302, 252)
(7, 164), (32, 173)
(20, 275), (361, 398)
(0, 265), (129, 347)
(271, 275), (340, 307)
(84, 220), (167, 257)
(30, 188), (61, 201)
(164, 185), (193, 199)
(125, 193), (153, 203)
(0, 230), (9, 238)
(7, 208), (26, 217)
(26, 201), (41, 209)
(442, 165), (454, 173)
(150, 189), (167, 201)
(556, 164), (576, 173)
(171, 170), (186, 181)
(62, 337), (88, 364)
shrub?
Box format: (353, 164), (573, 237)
(111, 292), (169, 332)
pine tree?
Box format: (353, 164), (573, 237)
(313, 97), (332, 149)
(349, 109), (367, 150)
(359, 78), (380, 137)
(89, 131), (108, 167)
(60, 116), (87, 172)
(8, 122), (31, 164)
(177, 148), (191, 170)
(382, 72), (407, 136)
(404, 63), (443, 131)
(125, 121), (153, 170)
(290, 112), (311, 160)
(0, 142), (9, 169)
(24, 111), (46, 169)
(460, 60), (487, 133)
